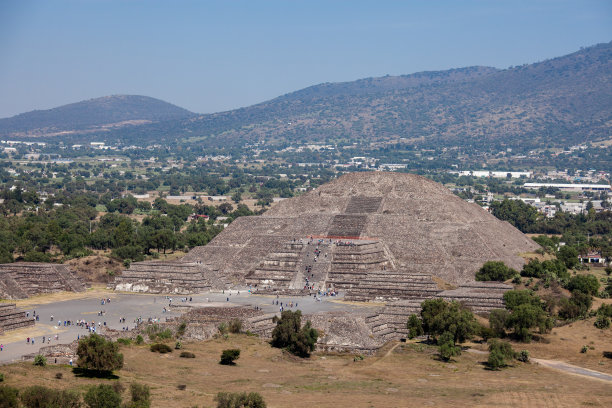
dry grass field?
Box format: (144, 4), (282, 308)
(2, 334), (611, 408)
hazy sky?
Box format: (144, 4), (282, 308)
(1, 0), (611, 118)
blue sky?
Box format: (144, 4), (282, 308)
(0, 0), (611, 118)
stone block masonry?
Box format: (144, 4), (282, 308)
(0, 262), (85, 299)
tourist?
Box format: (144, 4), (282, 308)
(0, 344), (3, 351)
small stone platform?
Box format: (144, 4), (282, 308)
(0, 262), (85, 299)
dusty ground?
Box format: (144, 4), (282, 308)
(65, 254), (123, 283)
(1, 335), (610, 408)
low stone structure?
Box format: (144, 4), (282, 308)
(0, 262), (85, 299)
(0, 303), (34, 334)
(114, 260), (224, 294)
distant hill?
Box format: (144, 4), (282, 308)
(4, 41), (612, 151)
(0, 95), (194, 138)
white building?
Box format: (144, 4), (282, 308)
(524, 183), (611, 192)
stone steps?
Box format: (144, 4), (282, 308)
(327, 215), (368, 238)
(114, 261), (212, 294)
(0, 303), (35, 333)
(344, 196), (383, 214)
(0, 263), (85, 299)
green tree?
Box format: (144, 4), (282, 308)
(489, 309), (510, 338)
(406, 314), (424, 339)
(270, 310), (318, 358)
(220, 349), (241, 365)
(558, 245), (579, 269)
(438, 331), (461, 361)
(84, 384), (121, 408)
(420, 299), (479, 343)
(566, 274), (600, 296)
(76, 333), (124, 375)
(476, 261), (516, 281)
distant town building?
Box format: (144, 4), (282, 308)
(524, 183), (611, 192)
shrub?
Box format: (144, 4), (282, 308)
(84, 384), (122, 408)
(488, 309), (509, 338)
(176, 322), (187, 337)
(180, 351), (196, 358)
(487, 339), (516, 370)
(127, 383), (150, 408)
(581, 345), (589, 353)
(176, 384), (186, 391)
(135, 335), (144, 345)
(566, 274), (600, 296)
(175, 341), (182, 350)
(270, 310), (318, 358)
(228, 319), (242, 334)
(558, 290), (592, 319)
(117, 338), (132, 346)
(517, 350), (530, 363)
(150, 343), (172, 353)
(220, 349), (240, 365)
(406, 314), (423, 339)
(55, 372), (63, 379)
(597, 303), (612, 317)
(215, 391), (266, 408)
(20, 386), (81, 408)
(594, 315), (611, 329)
(476, 261), (516, 281)
(0, 385), (20, 408)
(0, 373), (4, 382)
(420, 299), (479, 344)
(438, 331), (461, 361)
(33, 354), (47, 366)
(76, 333), (124, 375)
(218, 322), (228, 335)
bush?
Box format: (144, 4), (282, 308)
(581, 345), (589, 353)
(487, 339), (516, 370)
(406, 314), (423, 339)
(218, 322), (228, 335)
(270, 310), (318, 358)
(597, 303), (612, 318)
(176, 384), (186, 391)
(175, 341), (182, 350)
(476, 261), (516, 281)
(558, 290), (592, 319)
(135, 335), (144, 345)
(84, 384), (122, 408)
(0, 385), (20, 408)
(76, 334), (124, 375)
(215, 391), (266, 408)
(33, 354), (47, 366)
(594, 315), (611, 329)
(488, 309), (509, 338)
(127, 383), (150, 408)
(20, 386), (81, 408)
(228, 319), (242, 334)
(180, 351), (196, 358)
(0, 373), (4, 382)
(438, 331), (461, 361)
(566, 274), (600, 296)
(517, 350), (530, 363)
(117, 338), (132, 346)
(150, 343), (172, 354)
(55, 372), (63, 379)
(220, 349), (240, 365)
(176, 322), (187, 337)
(420, 299), (479, 344)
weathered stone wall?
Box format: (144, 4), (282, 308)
(0, 263), (85, 299)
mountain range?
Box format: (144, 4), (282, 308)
(1, 41), (611, 151)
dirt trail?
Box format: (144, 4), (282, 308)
(466, 348), (612, 383)
(531, 358), (612, 382)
